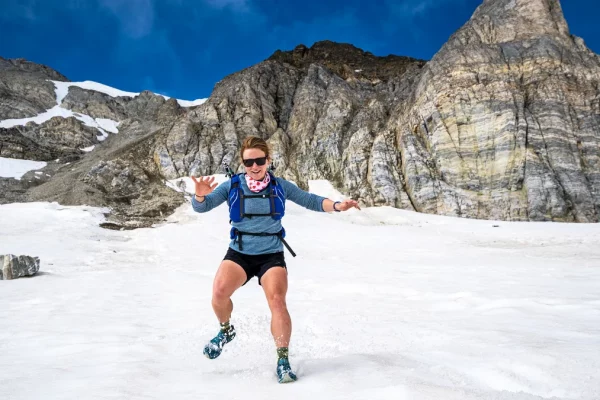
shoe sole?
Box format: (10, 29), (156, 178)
(278, 373), (297, 384)
(204, 351), (219, 359)
(203, 332), (235, 360)
(203, 346), (222, 359)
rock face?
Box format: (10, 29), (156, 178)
(1, 0), (599, 225)
(0, 62), (187, 227)
(24, 121), (185, 229)
(1, 117), (101, 160)
(395, 0), (600, 222)
(61, 88), (184, 123)
(268, 40), (426, 84)
(156, 45), (425, 214)
(156, 0), (599, 222)
(0, 57), (68, 120)
(0, 254), (40, 280)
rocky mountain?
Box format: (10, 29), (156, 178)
(1, 0), (599, 227)
(0, 73), (187, 228)
(395, 0), (600, 222)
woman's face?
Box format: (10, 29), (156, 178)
(242, 148), (270, 181)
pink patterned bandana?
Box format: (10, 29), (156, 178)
(245, 173), (271, 193)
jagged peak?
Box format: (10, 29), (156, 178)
(269, 40), (419, 63)
(267, 40), (425, 83)
(467, 0), (570, 44)
(0, 56), (69, 81)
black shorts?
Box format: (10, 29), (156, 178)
(223, 247), (286, 285)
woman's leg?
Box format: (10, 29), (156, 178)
(260, 267), (290, 347)
(212, 260), (247, 323)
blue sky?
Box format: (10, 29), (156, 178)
(1, 0), (598, 100)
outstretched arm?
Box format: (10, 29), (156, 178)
(190, 176), (229, 213)
(321, 198), (361, 212)
(280, 179), (360, 212)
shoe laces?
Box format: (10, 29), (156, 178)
(210, 330), (226, 345)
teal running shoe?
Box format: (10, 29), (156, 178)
(276, 358), (297, 383)
(203, 325), (236, 359)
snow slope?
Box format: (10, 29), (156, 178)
(0, 157), (47, 179)
(49, 80), (207, 107)
(0, 181), (599, 400)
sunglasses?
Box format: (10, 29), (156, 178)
(242, 157), (267, 168)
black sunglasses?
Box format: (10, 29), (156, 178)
(242, 157), (267, 167)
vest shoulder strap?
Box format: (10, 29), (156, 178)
(268, 172), (282, 190)
(230, 173), (242, 188)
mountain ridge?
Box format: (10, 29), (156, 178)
(1, 0), (599, 227)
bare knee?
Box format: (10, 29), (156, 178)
(211, 261), (246, 305)
(266, 293), (287, 312)
(212, 281), (233, 303)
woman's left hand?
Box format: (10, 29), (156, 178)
(336, 199), (361, 211)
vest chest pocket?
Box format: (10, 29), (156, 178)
(227, 173), (285, 222)
(243, 195), (272, 217)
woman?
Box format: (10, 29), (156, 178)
(191, 136), (360, 383)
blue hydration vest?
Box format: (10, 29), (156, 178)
(227, 172), (296, 257)
(227, 172), (285, 222)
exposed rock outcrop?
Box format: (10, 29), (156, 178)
(61, 88), (184, 123)
(0, 69), (187, 227)
(25, 121), (185, 229)
(395, 0), (600, 221)
(268, 40), (426, 84)
(157, 0), (599, 222)
(0, 57), (68, 120)
(1, 117), (100, 160)
(0, 254), (40, 280)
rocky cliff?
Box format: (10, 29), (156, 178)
(1, 0), (599, 227)
(155, 0), (599, 222)
(0, 57), (68, 120)
(395, 0), (600, 222)
(0, 66), (187, 228)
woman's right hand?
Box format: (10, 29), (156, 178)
(191, 176), (218, 197)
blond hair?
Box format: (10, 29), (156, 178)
(240, 136), (271, 161)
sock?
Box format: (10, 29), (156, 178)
(277, 347), (289, 360)
(220, 321), (232, 334)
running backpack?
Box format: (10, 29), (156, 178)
(227, 172), (285, 223)
(225, 171), (296, 257)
